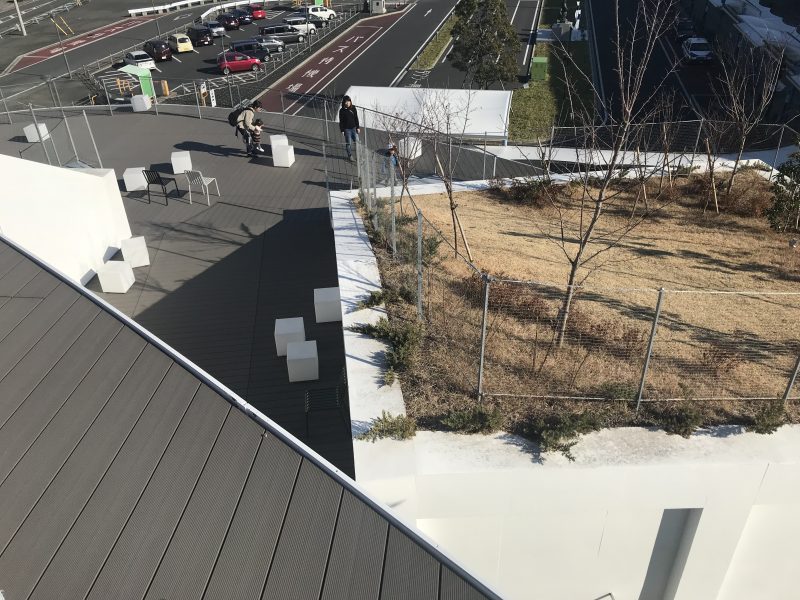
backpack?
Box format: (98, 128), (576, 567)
(228, 107), (245, 127)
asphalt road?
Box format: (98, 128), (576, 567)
(586, 0), (717, 121)
(399, 0), (539, 89)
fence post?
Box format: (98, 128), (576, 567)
(782, 355), (800, 401)
(227, 75), (234, 108)
(323, 99), (329, 142)
(636, 287), (665, 411)
(83, 110), (103, 168)
(103, 80), (113, 116)
(416, 209), (423, 320)
(390, 163), (397, 255)
(29, 104), (52, 166)
(690, 118), (703, 171)
(280, 93), (287, 134)
(770, 124), (786, 183)
(477, 273), (492, 402)
(193, 81), (202, 119)
(482, 131), (487, 179)
(0, 85), (11, 124)
(52, 78), (79, 164)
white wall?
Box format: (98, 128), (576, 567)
(0, 155), (132, 285)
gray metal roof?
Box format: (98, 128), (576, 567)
(0, 237), (501, 600)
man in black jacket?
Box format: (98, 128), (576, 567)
(338, 95), (360, 161)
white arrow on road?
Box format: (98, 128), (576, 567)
(424, 9), (431, 16)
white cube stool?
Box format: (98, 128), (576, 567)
(170, 151), (192, 174)
(269, 134), (289, 146)
(131, 94), (152, 112)
(314, 287), (342, 323)
(274, 317), (305, 357)
(273, 144), (295, 168)
(123, 168), (147, 191)
(23, 123), (50, 142)
(97, 261), (135, 294)
(286, 340), (318, 382)
(120, 236), (150, 268)
(397, 136), (422, 160)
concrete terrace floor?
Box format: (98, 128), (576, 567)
(0, 107), (356, 476)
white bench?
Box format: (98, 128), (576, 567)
(97, 261), (135, 294)
(287, 340), (318, 382)
(274, 317), (305, 357)
(123, 168), (147, 191)
(314, 287), (342, 323)
(120, 236), (150, 268)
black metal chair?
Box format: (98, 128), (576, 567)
(142, 169), (178, 205)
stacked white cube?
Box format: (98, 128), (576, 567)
(121, 236), (150, 268)
(97, 261), (135, 294)
(269, 134), (289, 146)
(272, 144), (295, 168)
(286, 340), (319, 382)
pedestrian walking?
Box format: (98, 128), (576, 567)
(233, 100), (263, 156)
(339, 95), (360, 161)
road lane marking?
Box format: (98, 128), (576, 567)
(424, 9), (431, 16)
(171, 56), (182, 62)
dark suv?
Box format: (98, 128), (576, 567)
(217, 14), (240, 30)
(258, 24), (306, 43)
(186, 26), (213, 46)
(230, 9), (253, 25)
(230, 39), (270, 58)
(142, 39), (172, 61)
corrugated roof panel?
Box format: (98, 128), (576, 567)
(85, 386), (229, 600)
(441, 566), (493, 600)
(202, 431), (301, 600)
(0, 314), (121, 479)
(145, 409), (262, 600)
(0, 243), (24, 280)
(0, 283), (77, 380)
(320, 490), (389, 600)
(15, 269), (61, 298)
(0, 256), (43, 296)
(0, 298), (100, 427)
(30, 364), (200, 600)
(0, 327), (146, 551)
(0, 343), (172, 599)
(380, 526), (441, 600)
(0, 296), (40, 346)
(261, 459), (343, 600)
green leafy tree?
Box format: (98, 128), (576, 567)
(449, 0), (518, 89)
(767, 147), (800, 233)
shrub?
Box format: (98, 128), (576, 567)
(357, 411), (416, 442)
(747, 398), (787, 434)
(766, 147), (800, 232)
(661, 400), (703, 438)
(350, 317), (422, 372)
(442, 405), (504, 434)
(357, 289), (390, 309)
(518, 412), (600, 461)
(595, 381), (638, 401)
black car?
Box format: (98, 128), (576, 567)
(259, 24), (306, 43)
(230, 9), (253, 25)
(675, 17), (695, 41)
(306, 14), (328, 29)
(186, 26), (214, 46)
(217, 14), (240, 30)
(142, 39), (172, 61)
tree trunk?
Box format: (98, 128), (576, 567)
(726, 138), (746, 196)
(556, 261), (580, 347)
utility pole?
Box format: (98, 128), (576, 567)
(13, 0), (26, 36)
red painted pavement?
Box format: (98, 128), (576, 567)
(7, 17), (156, 73)
(259, 11), (406, 114)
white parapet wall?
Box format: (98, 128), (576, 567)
(0, 154), (132, 285)
(331, 182), (800, 600)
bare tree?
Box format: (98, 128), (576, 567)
(712, 41), (784, 195)
(539, 0), (680, 345)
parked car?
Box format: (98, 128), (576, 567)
(300, 5), (336, 20)
(167, 34), (194, 53)
(306, 14), (328, 29)
(682, 37), (713, 63)
(202, 21), (226, 37)
(142, 39), (172, 61)
(217, 51), (261, 74)
(230, 9), (253, 25)
(283, 16), (317, 35)
(253, 35), (285, 53)
(674, 17), (695, 41)
(123, 50), (155, 70)
(186, 26), (214, 46)
(259, 24), (306, 43)
(217, 13), (241, 30)
(246, 5), (267, 19)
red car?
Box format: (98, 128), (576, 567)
(217, 51), (261, 74)
(248, 5), (267, 19)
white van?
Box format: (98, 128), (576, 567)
(301, 5), (337, 20)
